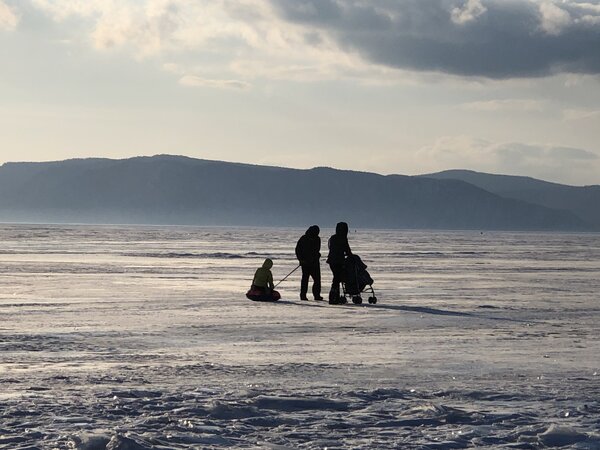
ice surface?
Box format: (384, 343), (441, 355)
(0, 225), (599, 449)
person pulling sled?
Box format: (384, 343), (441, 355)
(295, 225), (323, 301)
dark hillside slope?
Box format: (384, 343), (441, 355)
(0, 155), (588, 230)
(422, 170), (600, 227)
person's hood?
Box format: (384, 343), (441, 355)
(262, 258), (273, 269)
(306, 225), (320, 237)
(335, 222), (348, 237)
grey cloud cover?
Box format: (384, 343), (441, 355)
(270, 0), (600, 78)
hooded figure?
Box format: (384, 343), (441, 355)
(295, 225), (322, 300)
(327, 222), (352, 303)
(252, 258), (274, 292)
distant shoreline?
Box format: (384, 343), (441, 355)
(1, 221), (599, 235)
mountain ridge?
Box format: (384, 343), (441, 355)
(0, 155), (595, 231)
(422, 169), (600, 228)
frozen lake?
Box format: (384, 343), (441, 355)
(1, 224), (599, 449)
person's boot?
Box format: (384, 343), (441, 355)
(314, 295), (324, 301)
(328, 289), (338, 304)
(300, 294), (308, 301)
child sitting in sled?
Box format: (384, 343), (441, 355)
(247, 258), (281, 302)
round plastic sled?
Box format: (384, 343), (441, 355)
(246, 289), (281, 302)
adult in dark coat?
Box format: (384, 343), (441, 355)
(295, 225), (323, 300)
(327, 222), (352, 303)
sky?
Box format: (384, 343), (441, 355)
(1, 0), (600, 185)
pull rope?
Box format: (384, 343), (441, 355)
(274, 264), (301, 288)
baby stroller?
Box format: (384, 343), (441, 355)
(342, 254), (378, 305)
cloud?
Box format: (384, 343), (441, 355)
(179, 75), (251, 90)
(12, 0), (600, 81)
(25, 0), (368, 84)
(418, 136), (600, 185)
(451, 0), (487, 25)
(539, 1), (572, 35)
(563, 108), (600, 121)
(0, 0), (18, 31)
(270, 0), (600, 79)
(31, 0), (195, 55)
(461, 99), (545, 112)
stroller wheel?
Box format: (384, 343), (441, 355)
(352, 296), (363, 305)
(339, 296), (348, 305)
(368, 296), (377, 304)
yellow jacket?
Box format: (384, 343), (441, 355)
(253, 258), (274, 289)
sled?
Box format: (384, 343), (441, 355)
(246, 289), (281, 302)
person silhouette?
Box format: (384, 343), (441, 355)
(251, 258), (275, 294)
(326, 222), (352, 304)
(295, 225), (323, 301)
(246, 258), (281, 302)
